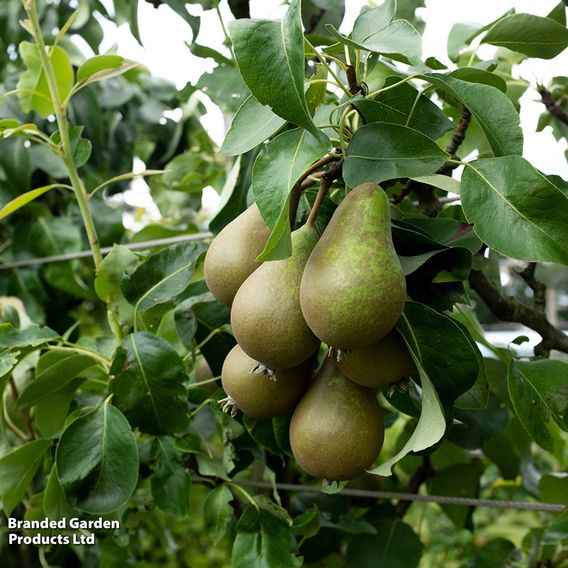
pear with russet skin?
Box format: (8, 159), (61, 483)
(231, 224), (320, 369)
(204, 203), (270, 306)
(337, 330), (416, 389)
(289, 356), (384, 481)
(220, 344), (313, 419)
(300, 183), (406, 349)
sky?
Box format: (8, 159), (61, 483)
(96, 0), (568, 219)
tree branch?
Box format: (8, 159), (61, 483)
(306, 159), (343, 226)
(469, 268), (568, 357)
(518, 262), (546, 315)
(446, 106), (472, 158)
(538, 86), (568, 127)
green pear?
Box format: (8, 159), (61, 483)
(300, 183), (406, 349)
(337, 330), (416, 388)
(194, 357), (218, 393)
(231, 224), (320, 369)
(204, 203), (271, 306)
(289, 356), (384, 480)
(220, 344), (313, 419)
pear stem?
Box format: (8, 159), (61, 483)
(306, 159), (343, 227)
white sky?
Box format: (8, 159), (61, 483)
(98, 0), (568, 182)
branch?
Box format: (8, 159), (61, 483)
(518, 262), (546, 315)
(469, 268), (568, 357)
(538, 87), (568, 127)
(446, 106), (472, 158)
(395, 455), (435, 518)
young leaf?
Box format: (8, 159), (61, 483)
(110, 332), (189, 435)
(229, 0), (318, 135)
(220, 95), (286, 156)
(0, 324), (59, 350)
(0, 440), (51, 516)
(150, 436), (191, 517)
(447, 22), (483, 62)
(121, 242), (206, 313)
(461, 157), (568, 266)
(0, 184), (66, 220)
(508, 359), (568, 453)
(352, 0), (396, 42)
(482, 14), (568, 59)
(77, 55), (123, 83)
(17, 42), (74, 118)
(424, 73), (523, 156)
(203, 484), (234, 544)
(56, 401), (139, 514)
(253, 128), (329, 261)
(344, 122), (448, 187)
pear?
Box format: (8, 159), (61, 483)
(290, 356), (384, 480)
(220, 345), (313, 419)
(204, 203), (271, 306)
(337, 330), (416, 389)
(231, 225), (320, 369)
(194, 357), (218, 393)
(300, 183), (406, 349)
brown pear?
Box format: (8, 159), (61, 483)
(337, 330), (416, 388)
(300, 183), (406, 348)
(220, 345), (313, 419)
(231, 224), (320, 369)
(289, 356), (384, 480)
(204, 203), (271, 306)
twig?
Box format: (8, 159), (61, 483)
(538, 86), (568, 127)
(446, 107), (472, 158)
(289, 154), (342, 228)
(306, 160), (343, 226)
(395, 456), (436, 518)
(469, 269), (568, 357)
(518, 262), (546, 315)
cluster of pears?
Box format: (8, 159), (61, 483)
(204, 183), (413, 480)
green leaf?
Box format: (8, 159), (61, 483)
(410, 174), (460, 194)
(121, 242), (206, 313)
(151, 436), (191, 517)
(229, 0), (318, 135)
(447, 22), (483, 62)
(424, 73), (523, 156)
(346, 520), (423, 568)
(508, 359), (568, 452)
(203, 484), (234, 544)
(352, 0), (396, 42)
(17, 42), (74, 118)
(461, 157), (568, 265)
(327, 19), (422, 65)
(232, 504), (302, 568)
(109, 332), (189, 435)
(370, 310), (446, 476)
(0, 439), (51, 516)
(0, 324), (59, 350)
(50, 126), (92, 167)
(482, 14), (568, 59)
(470, 538), (516, 568)
(547, 3), (567, 26)
(43, 464), (73, 520)
(351, 78), (454, 141)
(35, 378), (84, 438)
(56, 401), (138, 514)
(220, 95), (286, 156)
(540, 474), (568, 505)
(402, 303), (478, 405)
(95, 245), (141, 331)
(189, 43), (233, 66)
(77, 55), (123, 82)
(429, 461), (484, 528)
(0, 184), (64, 220)
(17, 351), (96, 409)
(343, 122), (448, 187)
(253, 128), (329, 261)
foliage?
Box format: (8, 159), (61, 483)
(0, 0), (567, 566)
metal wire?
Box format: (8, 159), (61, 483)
(0, 232), (213, 271)
(236, 480), (566, 513)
